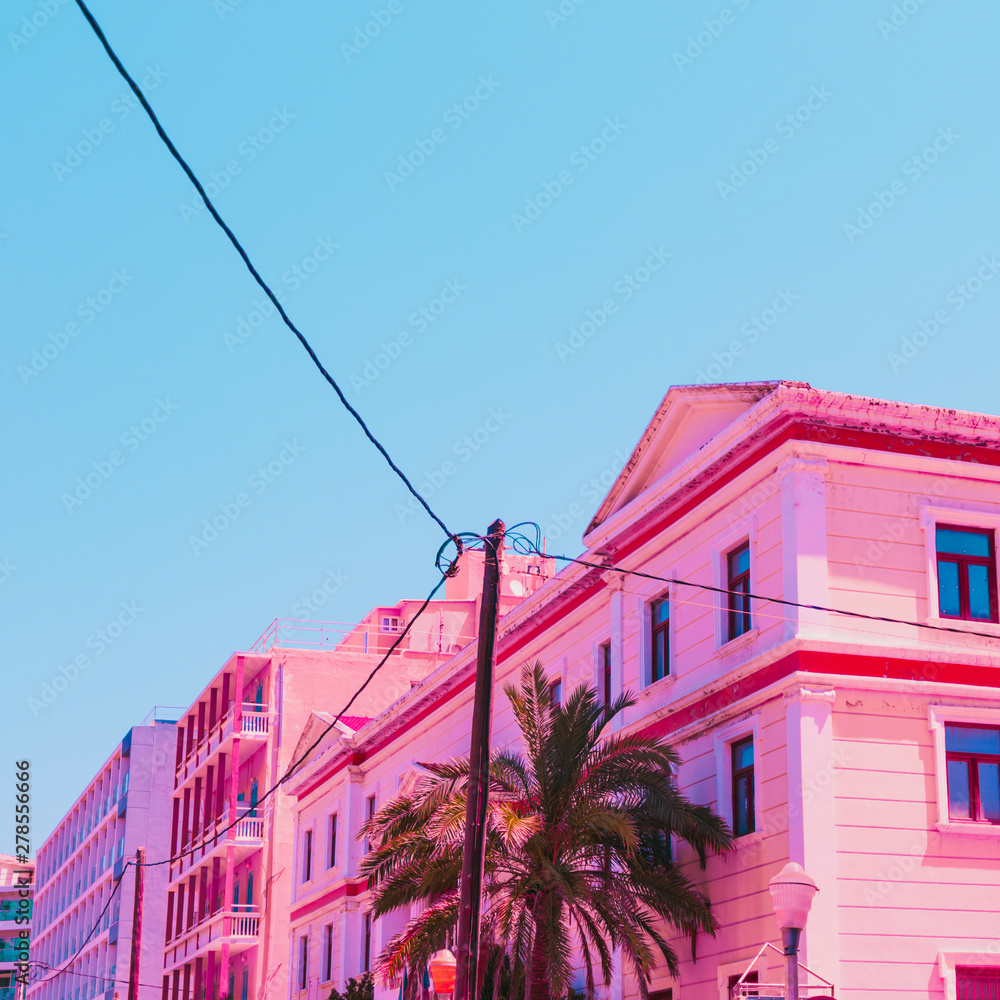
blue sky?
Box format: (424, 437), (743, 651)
(3, 0), (1000, 850)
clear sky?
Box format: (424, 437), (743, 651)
(3, 0), (1000, 852)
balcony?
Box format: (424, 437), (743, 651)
(176, 703), (270, 785)
(163, 905), (261, 971)
(170, 808), (264, 885)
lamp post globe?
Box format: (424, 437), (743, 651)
(768, 863), (818, 1000)
(429, 949), (458, 997)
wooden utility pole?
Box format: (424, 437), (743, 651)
(127, 848), (144, 1000)
(453, 519), (504, 1000)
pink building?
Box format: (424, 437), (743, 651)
(286, 382), (1000, 1000)
(28, 709), (180, 1000)
(1, 855), (34, 1000)
(160, 565), (549, 1000)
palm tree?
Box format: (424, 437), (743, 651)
(360, 663), (732, 1000)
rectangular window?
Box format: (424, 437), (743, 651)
(946, 724), (1000, 823)
(600, 642), (612, 706)
(727, 543), (751, 641)
(937, 526), (997, 622)
(299, 935), (309, 990)
(957, 967), (1000, 999)
(380, 615), (401, 632)
(651, 597), (669, 683)
(549, 678), (562, 707)
(245, 871), (254, 907)
(323, 924), (334, 981)
(303, 830), (313, 882)
(240, 968), (249, 1000)
(328, 813), (338, 869)
(731, 737), (755, 837)
(364, 795), (376, 854)
(363, 913), (372, 972)
(232, 878), (240, 909)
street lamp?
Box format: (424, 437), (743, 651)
(768, 863), (818, 1000)
(429, 949), (458, 998)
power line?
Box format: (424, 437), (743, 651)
(542, 550), (1000, 643)
(36, 573), (450, 984)
(141, 573), (448, 868)
(34, 862), (130, 984)
(29, 961), (162, 992)
(70, 0), (457, 544)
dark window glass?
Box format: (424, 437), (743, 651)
(939, 561), (962, 616)
(651, 597), (669, 683)
(600, 642), (612, 706)
(363, 913), (372, 972)
(549, 679), (562, 707)
(303, 831), (312, 882)
(936, 526), (996, 622)
(947, 760), (971, 819)
(727, 544), (751, 640)
(980, 763), (1000, 823)
(732, 737), (755, 837)
(329, 813), (338, 868)
(947, 724), (1000, 755)
(938, 528), (991, 557)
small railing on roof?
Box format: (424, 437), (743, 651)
(250, 618), (365, 653)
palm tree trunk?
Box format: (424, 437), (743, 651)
(529, 913), (552, 1000)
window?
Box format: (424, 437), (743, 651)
(249, 780), (259, 818)
(363, 912), (372, 972)
(245, 872), (254, 907)
(958, 966), (1000, 999)
(937, 526), (997, 622)
(600, 642), (612, 706)
(549, 678), (562, 708)
(323, 924), (334, 981)
(328, 813), (338, 869)
(732, 737), (755, 837)
(299, 935), (309, 990)
(363, 795), (376, 854)
(380, 615), (401, 632)
(240, 968), (249, 1000)
(651, 598), (669, 682)
(232, 877), (240, 908)
(946, 724), (1000, 824)
(303, 830), (313, 882)
(729, 972), (758, 998)
(727, 542), (751, 640)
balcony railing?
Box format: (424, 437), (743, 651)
(171, 807), (264, 883)
(164, 906), (261, 970)
(176, 703), (270, 783)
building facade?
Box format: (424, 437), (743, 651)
(0, 855), (34, 1000)
(28, 709), (180, 1000)
(161, 565), (550, 1000)
(286, 382), (1000, 1000)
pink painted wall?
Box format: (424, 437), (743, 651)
(287, 383), (1000, 1000)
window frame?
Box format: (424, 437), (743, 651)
(919, 503), (1000, 635)
(712, 518), (759, 650)
(302, 829), (313, 883)
(930, 705), (1000, 836)
(727, 542), (752, 642)
(714, 715), (763, 845)
(598, 640), (612, 707)
(731, 736), (756, 838)
(650, 595), (670, 684)
(323, 922), (334, 982)
(327, 812), (338, 870)
(299, 933), (309, 991)
(944, 722), (1000, 825)
(938, 952), (1000, 1000)
(637, 584), (676, 690)
(935, 524), (997, 623)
